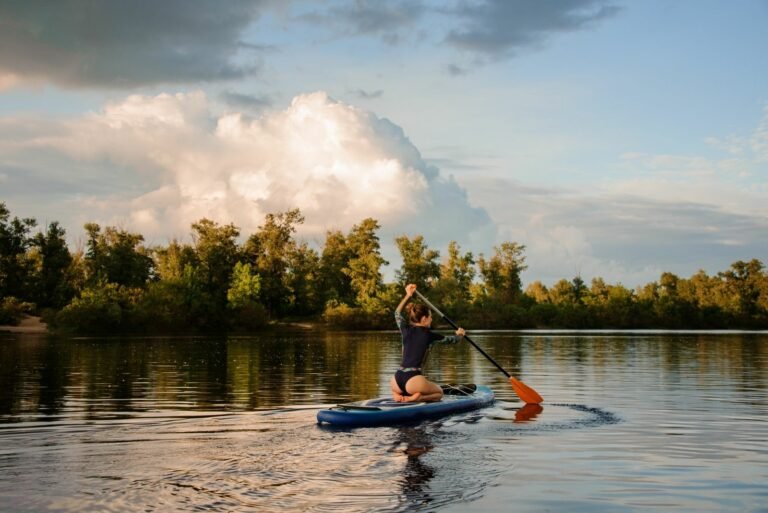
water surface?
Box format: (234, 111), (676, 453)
(1, 331), (766, 512)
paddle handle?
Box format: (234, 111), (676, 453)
(414, 290), (512, 378)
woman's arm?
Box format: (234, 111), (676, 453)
(437, 328), (466, 344)
(394, 284), (416, 329)
(396, 283), (417, 313)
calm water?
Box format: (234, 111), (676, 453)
(0, 330), (766, 512)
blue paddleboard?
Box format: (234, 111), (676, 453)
(317, 384), (495, 427)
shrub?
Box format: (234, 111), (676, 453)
(54, 283), (143, 334)
(228, 302), (269, 331)
(0, 297), (34, 325)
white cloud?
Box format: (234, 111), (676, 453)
(707, 105), (768, 163)
(0, 72), (23, 91)
(1, 90), (493, 252)
(460, 108), (768, 287)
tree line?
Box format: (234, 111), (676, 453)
(1, 201), (767, 332)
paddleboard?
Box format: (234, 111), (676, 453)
(317, 384), (494, 427)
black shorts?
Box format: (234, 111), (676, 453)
(394, 369), (422, 395)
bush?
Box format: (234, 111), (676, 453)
(133, 280), (198, 333)
(54, 283), (143, 334)
(0, 297), (34, 325)
(228, 302), (269, 331)
(323, 302), (368, 329)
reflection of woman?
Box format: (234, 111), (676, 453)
(391, 284), (465, 403)
(394, 426), (435, 505)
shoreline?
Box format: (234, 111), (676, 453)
(0, 315), (48, 334)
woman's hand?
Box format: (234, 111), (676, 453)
(405, 283), (417, 297)
(455, 327), (465, 337)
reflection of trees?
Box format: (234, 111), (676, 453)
(1, 333), (766, 420)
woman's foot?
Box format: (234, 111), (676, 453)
(393, 392), (422, 403)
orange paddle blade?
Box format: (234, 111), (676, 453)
(509, 376), (544, 405)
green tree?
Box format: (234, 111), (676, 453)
(432, 241), (475, 314)
(321, 218), (390, 328)
(31, 222), (74, 308)
(244, 209), (304, 316)
(652, 272), (697, 328)
(718, 259), (765, 321)
(477, 242), (527, 303)
(191, 218), (241, 306)
(525, 281), (550, 304)
(319, 229), (356, 305)
(395, 234), (440, 290)
(0, 202), (36, 300)
(345, 218), (388, 306)
(84, 223), (153, 288)
(548, 278), (576, 306)
(153, 240), (197, 282)
(585, 278), (635, 327)
(285, 242), (322, 315)
(227, 262), (261, 309)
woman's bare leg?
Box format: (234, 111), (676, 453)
(405, 375), (443, 403)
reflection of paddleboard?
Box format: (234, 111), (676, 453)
(317, 385), (495, 428)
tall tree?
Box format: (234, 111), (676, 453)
(319, 229), (355, 305)
(153, 240), (197, 282)
(83, 223), (153, 288)
(548, 279), (577, 306)
(191, 218), (241, 307)
(345, 218), (388, 305)
(525, 280), (550, 303)
(395, 234), (440, 290)
(31, 222), (74, 308)
(432, 241), (475, 311)
(0, 202), (36, 300)
(285, 241), (322, 315)
(244, 209), (304, 315)
(719, 259), (765, 319)
(477, 242), (527, 303)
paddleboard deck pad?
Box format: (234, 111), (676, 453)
(317, 384), (494, 427)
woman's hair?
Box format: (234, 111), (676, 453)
(406, 303), (431, 324)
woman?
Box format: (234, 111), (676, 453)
(391, 283), (466, 402)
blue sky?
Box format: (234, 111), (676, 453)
(1, 0), (766, 287)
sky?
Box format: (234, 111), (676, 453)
(1, 0), (767, 288)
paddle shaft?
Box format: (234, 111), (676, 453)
(414, 290), (512, 379)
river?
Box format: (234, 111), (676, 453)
(1, 330), (766, 512)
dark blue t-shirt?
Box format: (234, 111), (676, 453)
(395, 311), (458, 369)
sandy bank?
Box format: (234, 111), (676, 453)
(0, 315), (48, 334)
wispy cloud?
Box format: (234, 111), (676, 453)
(445, 0), (621, 60)
(300, 0), (427, 44)
(220, 91), (274, 111)
(348, 88), (384, 100)
(0, 0), (626, 90)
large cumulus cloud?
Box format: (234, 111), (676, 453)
(1, 90), (493, 251)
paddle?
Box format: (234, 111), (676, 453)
(413, 290), (544, 405)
